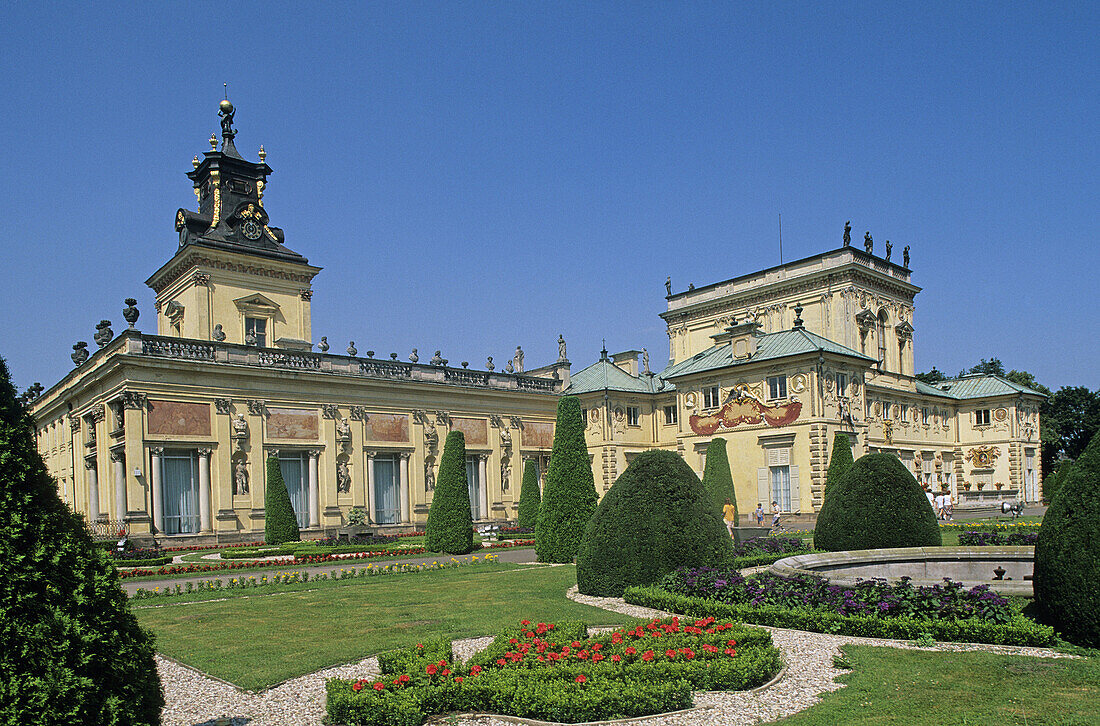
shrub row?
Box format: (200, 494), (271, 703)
(327, 616), (781, 726)
(958, 531), (1039, 546)
(730, 552), (813, 570)
(732, 536), (809, 558)
(624, 586), (1055, 647)
(939, 521), (1041, 533)
(113, 555), (173, 568)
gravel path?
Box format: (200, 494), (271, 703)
(157, 573), (1073, 726)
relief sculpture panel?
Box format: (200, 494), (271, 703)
(451, 417), (487, 446)
(523, 421), (555, 449)
(267, 407), (319, 440)
(364, 413), (409, 442)
(147, 400), (211, 437)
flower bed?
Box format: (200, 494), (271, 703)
(114, 555), (174, 568)
(327, 616), (781, 725)
(119, 546), (427, 578)
(939, 522), (1041, 533)
(295, 547), (427, 564)
(623, 567), (1055, 647)
(958, 531), (1039, 546)
(483, 539), (535, 549)
(131, 556), (499, 600)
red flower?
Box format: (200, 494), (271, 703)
(591, 653), (604, 663)
(624, 647), (636, 656)
(441, 668), (451, 676)
(426, 664), (438, 675)
(470, 665), (482, 675)
(642, 650), (654, 662)
(352, 681), (363, 692)
(611, 654), (621, 662)
(665, 649), (677, 660)
(727, 639), (737, 646)
(398, 674), (411, 684)
(454, 676), (464, 683)
(509, 638), (518, 644)
(373, 682), (384, 691)
(521, 620), (530, 625)
(496, 658), (507, 667)
(575, 674), (587, 683)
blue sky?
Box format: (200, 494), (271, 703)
(1, 2), (1096, 394)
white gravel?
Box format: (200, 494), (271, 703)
(157, 579), (1074, 726)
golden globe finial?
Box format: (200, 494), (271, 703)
(192, 155), (200, 169)
(258, 145), (266, 162)
(219, 98), (234, 114)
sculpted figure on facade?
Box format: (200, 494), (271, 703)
(513, 346), (524, 373)
(430, 350), (443, 366)
(336, 417), (352, 441)
(501, 459), (511, 491)
(558, 335), (567, 361)
(232, 413), (249, 439)
(212, 324), (227, 341)
(424, 459), (436, 491)
(336, 459), (352, 494)
(486, 356), (494, 371)
(233, 457), (249, 495)
(843, 220), (851, 246)
(864, 232), (873, 254)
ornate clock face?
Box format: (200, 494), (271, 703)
(241, 219), (262, 240)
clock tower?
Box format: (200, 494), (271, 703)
(146, 101), (321, 350)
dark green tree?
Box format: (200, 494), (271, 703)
(264, 456), (300, 545)
(1041, 460), (1070, 504)
(0, 357), (163, 724)
(813, 452), (941, 552)
(517, 459), (541, 529)
(824, 432), (854, 496)
(960, 357), (1007, 377)
(425, 431), (474, 554)
(701, 437), (735, 520)
(1042, 386), (1100, 466)
(536, 396), (599, 563)
(1034, 429), (1100, 647)
(577, 450), (734, 596)
(914, 366), (947, 384)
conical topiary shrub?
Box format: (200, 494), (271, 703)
(813, 452), (941, 552)
(0, 356), (164, 724)
(264, 456), (300, 545)
(1034, 430), (1100, 647)
(536, 396), (599, 563)
(577, 450), (734, 596)
(517, 459), (541, 529)
(824, 432), (853, 496)
(701, 437), (735, 520)
(426, 430), (474, 554)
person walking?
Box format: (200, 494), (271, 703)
(755, 503), (765, 526)
(771, 501), (781, 530)
(722, 499), (737, 538)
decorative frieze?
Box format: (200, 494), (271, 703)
(247, 400), (267, 416)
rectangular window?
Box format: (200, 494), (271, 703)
(767, 375), (787, 400)
(466, 456), (482, 520)
(245, 317), (267, 347)
(703, 386), (720, 409)
(663, 405), (678, 425)
(836, 373), (847, 397)
(770, 466), (791, 511)
(975, 409), (991, 426)
(161, 450), (200, 535)
(898, 404), (908, 422)
(278, 452), (309, 528)
(626, 406), (640, 427)
(372, 455), (399, 525)
(922, 407), (930, 425)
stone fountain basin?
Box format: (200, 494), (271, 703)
(769, 546), (1034, 597)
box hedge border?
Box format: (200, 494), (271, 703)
(624, 585), (1055, 647)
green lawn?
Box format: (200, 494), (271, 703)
(781, 645), (1099, 725)
(133, 562), (627, 691)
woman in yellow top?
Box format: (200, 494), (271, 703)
(722, 499), (737, 538)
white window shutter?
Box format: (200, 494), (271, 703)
(789, 465), (800, 512)
(757, 467), (770, 506)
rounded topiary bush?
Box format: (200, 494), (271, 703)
(426, 430), (474, 554)
(0, 356), (164, 724)
(824, 432), (853, 496)
(813, 452), (941, 552)
(1034, 430), (1100, 647)
(517, 459), (541, 529)
(536, 396), (599, 563)
(577, 449), (734, 597)
(701, 437), (735, 519)
(264, 456), (301, 545)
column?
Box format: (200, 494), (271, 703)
(197, 448), (212, 532)
(150, 447), (164, 534)
(398, 452), (410, 523)
(365, 451), (377, 523)
(478, 454), (489, 520)
(308, 450), (321, 528)
(110, 450), (126, 522)
(85, 459), (100, 520)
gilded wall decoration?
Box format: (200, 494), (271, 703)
(523, 422), (555, 449)
(364, 413), (409, 442)
(965, 445), (1001, 468)
(993, 408), (1008, 422)
(688, 389), (802, 436)
(147, 400), (212, 437)
(790, 374), (807, 393)
(451, 417), (487, 446)
(266, 407), (319, 440)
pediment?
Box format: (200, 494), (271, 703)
(233, 293), (281, 314)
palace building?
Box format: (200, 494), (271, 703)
(29, 104), (1044, 542)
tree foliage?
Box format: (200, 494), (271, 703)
(701, 438), (735, 520)
(577, 450), (734, 597)
(517, 459), (541, 529)
(1034, 429), (1100, 648)
(425, 431), (474, 554)
(536, 396), (599, 563)
(1042, 386), (1100, 464)
(813, 453), (942, 552)
(264, 456), (300, 545)
(0, 356), (164, 724)
(914, 366), (947, 384)
(824, 432), (854, 496)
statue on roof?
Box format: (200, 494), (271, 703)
(218, 99), (236, 137)
(864, 232), (873, 254)
(843, 220), (851, 247)
(665, 276), (672, 295)
(903, 245), (910, 267)
(885, 240), (892, 261)
(642, 348), (651, 375)
(558, 335), (567, 362)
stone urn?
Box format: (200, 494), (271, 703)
(122, 298), (140, 328)
(93, 320), (114, 348)
(71, 341), (89, 366)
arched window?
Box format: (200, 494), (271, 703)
(877, 310), (888, 370)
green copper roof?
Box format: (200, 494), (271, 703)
(565, 357), (674, 395)
(925, 374), (1047, 400)
(661, 327), (876, 379)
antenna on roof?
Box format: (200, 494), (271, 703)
(779, 213), (783, 264)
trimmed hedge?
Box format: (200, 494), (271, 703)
(824, 432), (853, 496)
(1035, 429), (1100, 648)
(1041, 460), (1071, 504)
(814, 452), (941, 552)
(517, 460), (541, 530)
(625, 586), (1056, 647)
(576, 450), (734, 597)
(0, 356), (164, 725)
(113, 555), (173, 568)
(425, 431), (474, 555)
(536, 396), (599, 563)
(264, 456), (301, 545)
(701, 437), (735, 520)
